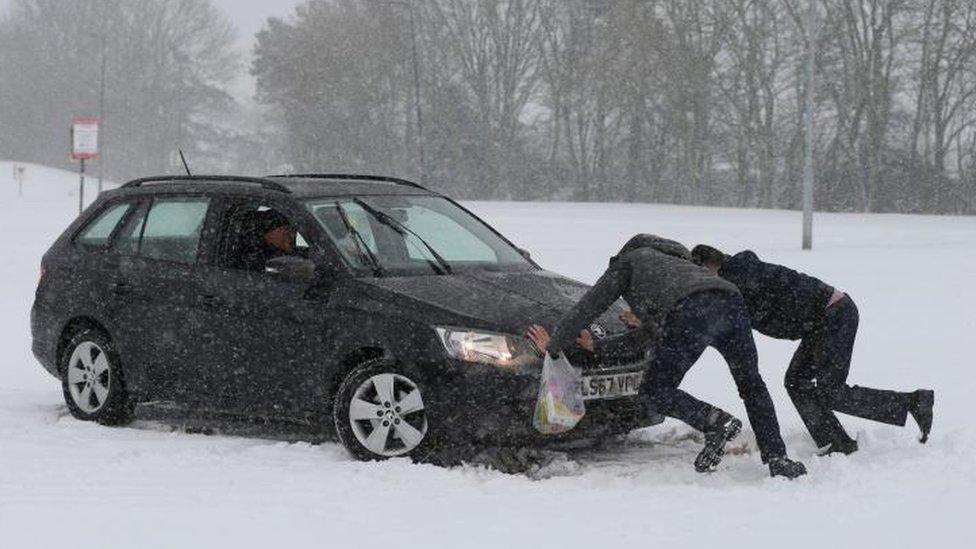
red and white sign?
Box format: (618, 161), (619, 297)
(71, 117), (99, 160)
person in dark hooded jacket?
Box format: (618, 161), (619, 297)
(526, 234), (807, 479)
(690, 245), (935, 454)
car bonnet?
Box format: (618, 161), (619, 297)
(359, 269), (628, 336)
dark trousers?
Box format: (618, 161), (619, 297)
(785, 296), (913, 448)
(639, 291), (787, 461)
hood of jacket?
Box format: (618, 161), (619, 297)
(616, 233), (692, 261)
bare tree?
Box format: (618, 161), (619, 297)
(715, 0), (791, 207)
(254, 0), (413, 175)
(816, 0), (905, 211)
(243, 0), (976, 213)
(908, 0), (976, 174)
(655, 0), (726, 204)
(426, 0), (542, 197)
(0, 0), (238, 179)
(538, 0), (626, 200)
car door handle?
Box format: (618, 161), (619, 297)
(111, 280), (130, 295)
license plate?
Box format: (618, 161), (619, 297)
(580, 371), (643, 401)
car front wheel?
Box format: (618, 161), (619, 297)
(334, 360), (435, 461)
(60, 328), (134, 425)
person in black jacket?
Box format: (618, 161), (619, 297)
(690, 245), (935, 454)
(526, 234), (807, 479)
(235, 209), (299, 272)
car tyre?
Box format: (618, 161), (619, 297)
(60, 328), (134, 426)
(334, 359), (442, 462)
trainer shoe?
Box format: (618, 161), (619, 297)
(819, 436), (858, 456)
(768, 456), (807, 479)
(694, 409), (742, 473)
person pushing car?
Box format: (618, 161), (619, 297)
(690, 245), (935, 454)
(526, 234), (807, 479)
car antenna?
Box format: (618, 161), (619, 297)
(178, 149), (192, 176)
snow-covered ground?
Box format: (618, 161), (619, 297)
(2, 161), (974, 548)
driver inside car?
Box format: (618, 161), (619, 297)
(239, 209), (298, 272)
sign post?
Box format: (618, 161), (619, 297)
(71, 117), (99, 214)
(13, 164), (26, 197)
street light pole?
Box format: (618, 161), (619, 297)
(89, 0), (110, 196)
(801, 0), (819, 251)
(97, 31), (106, 195)
(406, 6), (426, 184)
(367, 0), (426, 183)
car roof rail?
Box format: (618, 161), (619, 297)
(267, 173), (430, 192)
(122, 175), (292, 194)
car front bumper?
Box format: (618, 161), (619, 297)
(417, 358), (663, 446)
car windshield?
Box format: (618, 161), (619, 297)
(305, 195), (534, 276)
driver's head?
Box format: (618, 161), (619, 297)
(256, 210), (295, 254)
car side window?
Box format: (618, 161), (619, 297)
(137, 197), (211, 264)
(75, 202), (132, 249)
(217, 202), (309, 273)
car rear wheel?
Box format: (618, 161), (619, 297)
(334, 360), (435, 461)
(60, 329), (134, 425)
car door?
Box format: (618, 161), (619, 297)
(192, 196), (334, 418)
(108, 194), (217, 404)
(67, 199), (139, 319)
(63, 199), (141, 373)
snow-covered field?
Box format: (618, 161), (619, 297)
(2, 161), (974, 548)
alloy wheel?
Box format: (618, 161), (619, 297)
(349, 373), (427, 457)
(66, 341), (112, 414)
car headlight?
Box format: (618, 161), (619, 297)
(434, 327), (540, 369)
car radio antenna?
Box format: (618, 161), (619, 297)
(178, 149), (192, 176)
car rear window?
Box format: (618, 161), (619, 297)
(75, 202), (132, 249)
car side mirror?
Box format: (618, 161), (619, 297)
(517, 248), (532, 261)
(265, 256), (316, 283)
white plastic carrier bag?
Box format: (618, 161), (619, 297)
(532, 352), (585, 434)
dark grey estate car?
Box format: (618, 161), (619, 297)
(31, 174), (661, 461)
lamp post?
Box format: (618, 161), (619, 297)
(801, 0), (820, 250)
(87, 0), (110, 195)
(366, 0), (426, 183)
(97, 31), (106, 195)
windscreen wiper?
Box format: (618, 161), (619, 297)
(334, 201), (384, 277)
(353, 198), (453, 275)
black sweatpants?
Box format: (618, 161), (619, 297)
(639, 291), (787, 461)
(785, 296), (913, 448)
